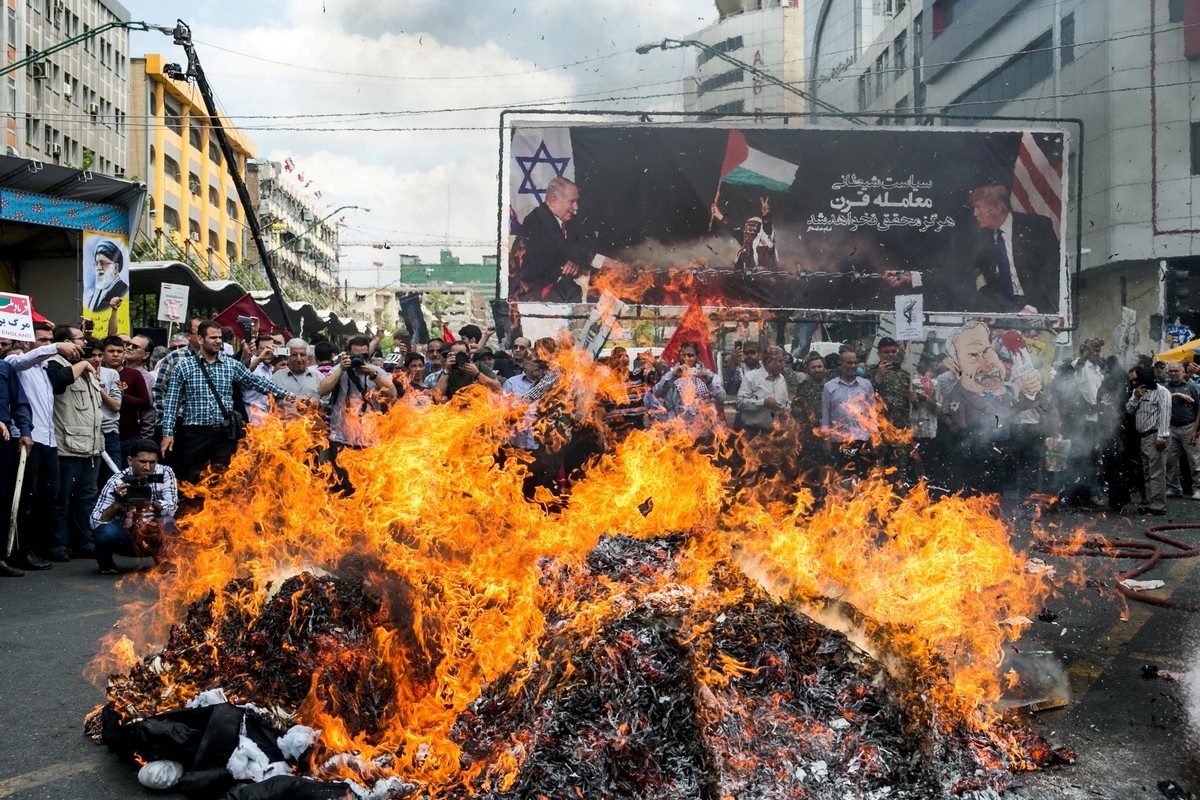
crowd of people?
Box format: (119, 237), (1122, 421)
(0, 299), (1194, 579)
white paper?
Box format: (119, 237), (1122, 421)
(894, 294), (923, 341)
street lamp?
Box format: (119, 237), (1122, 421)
(636, 38), (864, 124)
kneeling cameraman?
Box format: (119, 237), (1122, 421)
(91, 438), (179, 575)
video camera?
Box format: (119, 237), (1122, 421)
(236, 315), (256, 341)
(124, 472), (165, 504)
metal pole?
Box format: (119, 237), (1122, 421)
(166, 21), (299, 335)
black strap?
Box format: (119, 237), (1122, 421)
(195, 356), (233, 423)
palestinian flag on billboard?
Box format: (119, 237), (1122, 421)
(719, 130), (798, 192)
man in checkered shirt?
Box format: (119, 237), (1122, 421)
(160, 319), (295, 484)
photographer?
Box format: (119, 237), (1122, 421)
(316, 336), (397, 493)
(433, 342), (501, 403)
(91, 438), (178, 575)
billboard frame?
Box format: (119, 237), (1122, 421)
(496, 109), (1084, 334)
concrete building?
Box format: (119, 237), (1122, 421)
(685, 0), (809, 117)
(128, 54), (254, 279)
(682, 0), (1200, 352)
(245, 160), (340, 299)
(1, 0), (131, 175)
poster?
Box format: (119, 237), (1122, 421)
(157, 282), (190, 325)
(81, 230), (130, 336)
(895, 294), (924, 341)
(504, 123), (1070, 324)
(0, 293), (36, 342)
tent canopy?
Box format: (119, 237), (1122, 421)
(1156, 338), (1200, 363)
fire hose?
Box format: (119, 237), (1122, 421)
(1035, 523), (1200, 611)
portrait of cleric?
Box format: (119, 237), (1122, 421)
(85, 239), (130, 313)
(969, 184), (1059, 315)
(509, 177), (608, 304)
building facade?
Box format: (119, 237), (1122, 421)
(245, 160), (340, 299)
(685, 0), (809, 117)
(1, 0), (131, 175)
(129, 54), (254, 279)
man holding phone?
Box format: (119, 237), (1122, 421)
(243, 334), (283, 420)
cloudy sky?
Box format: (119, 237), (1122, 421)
(119, 0), (717, 286)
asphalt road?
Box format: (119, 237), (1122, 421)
(2, 498), (1200, 799)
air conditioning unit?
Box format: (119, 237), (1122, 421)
(188, 179), (200, 194)
(51, 143), (62, 156)
(87, 102), (99, 115)
(189, 232), (201, 242)
(54, 0), (65, 11)
(30, 62), (48, 80)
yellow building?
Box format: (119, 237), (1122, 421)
(129, 54), (255, 278)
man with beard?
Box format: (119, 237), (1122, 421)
(821, 350), (877, 476)
(941, 321), (1014, 494)
(86, 241), (129, 312)
(712, 196), (778, 277)
(510, 177), (610, 303)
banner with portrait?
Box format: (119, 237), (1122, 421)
(81, 230), (130, 336)
(503, 123), (1070, 325)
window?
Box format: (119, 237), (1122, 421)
(1061, 13), (1075, 66)
(875, 52), (887, 95)
(189, 127), (202, 150)
(947, 30), (1053, 117)
(706, 99), (745, 116)
(188, 171), (201, 195)
(894, 33), (907, 73)
(1170, 0), (1185, 23)
(209, 141), (222, 166)
(226, 240), (238, 263)
(208, 186), (220, 206)
(163, 155), (181, 181)
(164, 97), (183, 134)
(1192, 122), (1200, 175)
(209, 228), (219, 248)
(188, 219), (201, 241)
(858, 74), (868, 109)
(932, 0), (981, 37)
(697, 68), (743, 96)
(163, 206), (181, 232)
(696, 36), (744, 67)
(226, 199), (238, 219)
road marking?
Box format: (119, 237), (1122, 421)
(1063, 551), (1199, 698)
(0, 759), (99, 796)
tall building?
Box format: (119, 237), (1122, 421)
(245, 160), (340, 299)
(1, 0), (131, 174)
(810, 0), (1200, 346)
(129, 54), (254, 279)
(685, 0), (808, 117)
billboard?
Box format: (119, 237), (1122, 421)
(504, 123), (1069, 323)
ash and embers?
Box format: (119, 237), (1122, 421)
(89, 533), (1072, 800)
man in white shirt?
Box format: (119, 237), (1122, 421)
(736, 346), (791, 436)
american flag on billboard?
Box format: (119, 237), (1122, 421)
(1010, 131), (1064, 239)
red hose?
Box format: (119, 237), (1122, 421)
(1035, 523), (1200, 611)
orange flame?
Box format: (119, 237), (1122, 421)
(89, 346), (1055, 789)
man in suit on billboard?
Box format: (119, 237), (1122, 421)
(510, 177), (607, 304)
(970, 185), (1059, 315)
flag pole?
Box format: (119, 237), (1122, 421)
(709, 179), (723, 232)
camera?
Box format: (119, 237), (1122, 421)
(452, 352), (469, 369)
(236, 314), (256, 340)
(348, 353), (366, 370)
(274, 347), (289, 358)
(124, 472), (164, 504)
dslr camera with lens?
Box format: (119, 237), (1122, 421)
(348, 353), (366, 370)
(452, 352), (469, 369)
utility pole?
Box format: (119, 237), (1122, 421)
(162, 20), (299, 335)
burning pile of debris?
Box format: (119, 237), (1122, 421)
(88, 532), (1071, 799)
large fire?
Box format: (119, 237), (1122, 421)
(87, 343), (1069, 797)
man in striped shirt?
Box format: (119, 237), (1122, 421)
(1125, 366), (1172, 516)
(160, 319), (295, 484)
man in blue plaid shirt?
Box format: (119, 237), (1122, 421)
(160, 319), (295, 484)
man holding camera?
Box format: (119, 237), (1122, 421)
(91, 439), (178, 575)
(316, 336), (397, 493)
(243, 333), (283, 420)
(433, 342), (502, 403)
